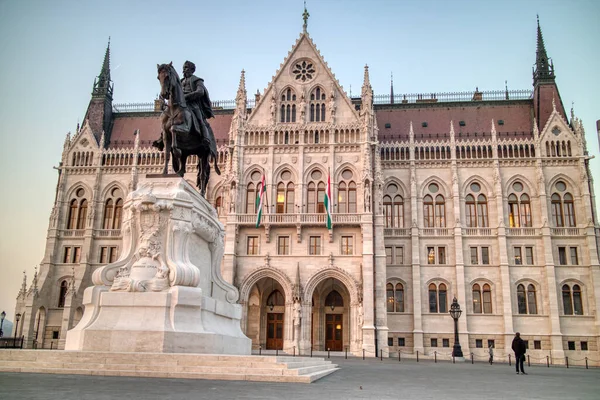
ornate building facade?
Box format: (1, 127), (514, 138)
(14, 17), (600, 363)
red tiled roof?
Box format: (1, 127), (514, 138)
(376, 101), (534, 142)
(108, 112), (233, 149)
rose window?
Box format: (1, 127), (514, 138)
(292, 60), (315, 82)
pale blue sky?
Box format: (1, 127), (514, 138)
(0, 0), (598, 321)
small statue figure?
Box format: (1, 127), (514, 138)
(357, 302), (364, 328)
(328, 89), (336, 122)
(293, 302), (301, 326)
(364, 183), (371, 212)
(270, 89), (277, 123)
(299, 92), (306, 122)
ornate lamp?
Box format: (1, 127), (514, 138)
(330, 278), (335, 311)
(0, 311), (5, 337)
(14, 313), (22, 338)
(268, 278), (275, 311)
(449, 297), (463, 357)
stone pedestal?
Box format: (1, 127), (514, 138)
(66, 177), (251, 354)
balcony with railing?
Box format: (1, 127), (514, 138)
(59, 229), (85, 237)
(506, 227), (537, 236)
(384, 228), (411, 237)
(95, 229), (122, 238)
(462, 227), (495, 237)
(420, 228), (452, 237)
(550, 227), (584, 237)
(236, 213), (361, 226)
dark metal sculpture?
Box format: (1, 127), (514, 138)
(153, 61), (220, 197)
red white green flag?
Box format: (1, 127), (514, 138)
(324, 172), (332, 229)
(255, 174), (266, 228)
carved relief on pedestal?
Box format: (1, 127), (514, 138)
(92, 178), (239, 303)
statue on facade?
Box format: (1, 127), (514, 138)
(270, 88), (277, 124)
(364, 182), (371, 212)
(299, 92), (306, 122)
(152, 61), (221, 197)
(293, 301), (302, 326)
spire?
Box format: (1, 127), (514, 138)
(390, 72), (394, 104)
(533, 15), (554, 84)
(236, 69), (247, 110)
(302, 1), (310, 34)
(92, 38), (114, 99)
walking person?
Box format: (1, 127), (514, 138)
(488, 343), (494, 365)
(511, 332), (527, 375)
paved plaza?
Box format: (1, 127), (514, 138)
(1, 357), (598, 400)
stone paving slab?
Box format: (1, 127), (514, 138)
(0, 357), (599, 400)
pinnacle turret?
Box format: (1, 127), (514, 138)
(92, 38), (114, 99)
(533, 16), (555, 85)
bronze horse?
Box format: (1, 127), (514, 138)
(153, 62), (220, 196)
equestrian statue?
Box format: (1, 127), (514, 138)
(152, 61), (220, 197)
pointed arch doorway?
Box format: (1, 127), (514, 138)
(265, 288), (285, 350)
(311, 277), (348, 352)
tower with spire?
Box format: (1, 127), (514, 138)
(84, 39), (114, 146)
(532, 16), (567, 131)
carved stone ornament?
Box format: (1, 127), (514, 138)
(92, 178), (239, 303)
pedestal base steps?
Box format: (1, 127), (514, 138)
(0, 350), (338, 383)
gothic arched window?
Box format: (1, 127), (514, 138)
(428, 282), (447, 313)
(309, 86), (327, 122)
(58, 280), (68, 308)
(246, 171), (263, 214)
(337, 169), (356, 213)
(280, 88), (297, 123)
(508, 181), (531, 227)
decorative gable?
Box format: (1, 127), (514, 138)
(66, 120), (101, 167)
(247, 33), (359, 127)
(539, 105), (580, 157)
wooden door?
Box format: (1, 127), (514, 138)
(325, 314), (343, 351)
(266, 313), (284, 350)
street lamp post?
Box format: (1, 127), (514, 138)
(0, 311), (5, 337)
(449, 297), (463, 358)
(14, 313), (22, 338)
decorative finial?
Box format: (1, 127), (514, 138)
(302, 1), (310, 33)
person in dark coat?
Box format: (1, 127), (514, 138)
(511, 332), (527, 375)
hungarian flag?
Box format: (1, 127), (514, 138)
(324, 173), (332, 229)
(255, 174), (266, 228)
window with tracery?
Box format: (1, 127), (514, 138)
(58, 280), (68, 308)
(517, 283), (538, 314)
(383, 183), (404, 228)
(292, 60), (315, 82)
(307, 169), (325, 213)
(472, 283), (492, 314)
(337, 169), (356, 213)
(562, 283), (583, 315)
(465, 182), (488, 227)
(428, 282), (447, 313)
(67, 188), (88, 230)
(246, 171), (264, 214)
(280, 88), (297, 123)
(309, 86), (326, 122)
(276, 170), (295, 214)
(103, 187), (124, 229)
(551, 181), (575, 227)
(423, 183), (445, 227)
(508, 181), (531, 227)
(386, 282), (405, 313)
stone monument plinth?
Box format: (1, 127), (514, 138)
(65, 177), (250, 354)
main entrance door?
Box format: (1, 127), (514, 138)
(266, 313), (284, 350)
(325, 314), (343, 351)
